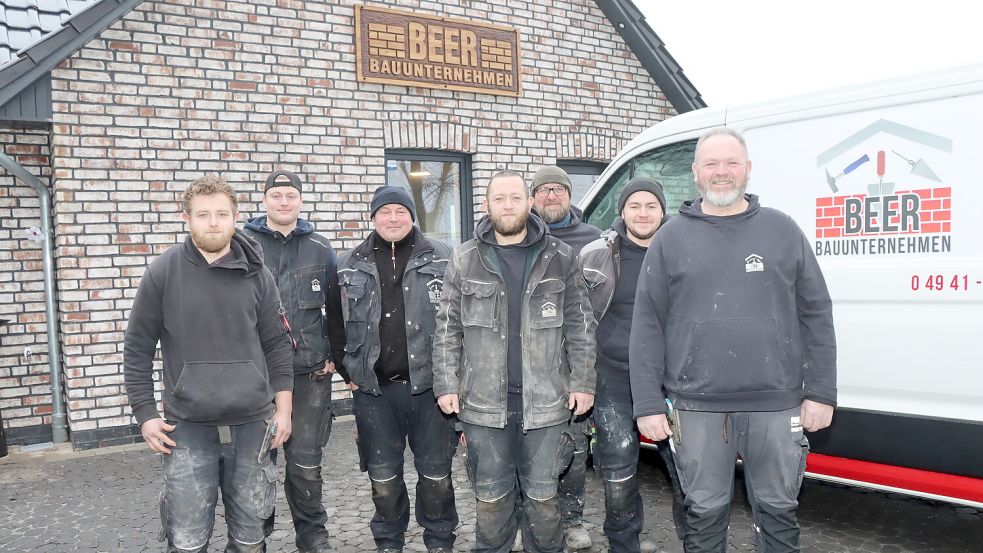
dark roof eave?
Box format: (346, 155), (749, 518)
(0, 0), (146, 111)
(593, 0), (706, 113)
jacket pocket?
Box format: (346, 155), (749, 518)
(298, 318), (329, 368)
(678, 318), (790, 394)
(340, 272), (370, 320)
(529, 278), (564, 329)
(461, 279), (498, 328)
(294, 265), (326, 309)
(172, 360), (272, 421)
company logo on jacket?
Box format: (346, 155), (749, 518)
(427, 278), (443, 305)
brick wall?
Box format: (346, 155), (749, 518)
(0, 126), (54, 445)
(5, 0), (676, 448)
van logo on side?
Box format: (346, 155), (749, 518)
(813, 120), (953, 257)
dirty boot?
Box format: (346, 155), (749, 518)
(563, 525), (592, 550)
(640, 539), (659, 553)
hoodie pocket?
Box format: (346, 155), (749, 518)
(172, 360), (272, 421)
(679, 318), (790, 394)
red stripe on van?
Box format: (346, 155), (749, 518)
(806, 453), (983, 503)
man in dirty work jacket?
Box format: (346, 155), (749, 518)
(630, 128), (836, 553)
(432, 170), (596, 553)
(124, 175), (293, 553)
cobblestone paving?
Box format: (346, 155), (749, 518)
(1, 418), (980, 552)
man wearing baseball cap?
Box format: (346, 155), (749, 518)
(244, 170), (347, 553)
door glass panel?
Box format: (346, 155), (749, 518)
(386, 159), (463, 245)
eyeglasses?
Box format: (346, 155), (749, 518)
(535, 186), (568, 198)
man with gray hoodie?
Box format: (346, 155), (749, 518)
(124, 175), (294, 553)
(630, 128), (837, 553)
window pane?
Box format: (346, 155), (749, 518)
(632, 139), (699, 214)
(567, 173), (599, 205)
(386, 159), (463, 245)
(583, 139), (698, 230)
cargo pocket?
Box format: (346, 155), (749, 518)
(260, 463), (278, 520)
(464, 440), (479, 494)
(298, 318), (329, 368)
(550, 429), (577, 479)
(461, 279), (498, 327)
(786, 434), (810, 497)
(156, 490), (168, 543)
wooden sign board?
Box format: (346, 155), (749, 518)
(355, 5), (522, 97)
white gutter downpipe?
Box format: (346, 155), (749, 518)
(0, 150), (69, 443)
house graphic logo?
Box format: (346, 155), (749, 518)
(541, 301), (557, 319)
(310, 278), (321, 293)
(744, 254), (764, 273)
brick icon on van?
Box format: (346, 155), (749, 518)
(813, 120), (954, 256)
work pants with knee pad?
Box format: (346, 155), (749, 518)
(280, 372), (334, 550)
(353, 382), (458, 551)
(593, 368), (644, 553)
(463, 393), (575, 553)
(672, 407), (810, 553)
(159, 419), (277, 553)
(557, 415), (590, 529)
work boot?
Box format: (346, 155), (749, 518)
(428, 549), (453, 553)
(563, 525), (592, 550)
(640, 539), (659, 553)
(511, 531), (523, 551)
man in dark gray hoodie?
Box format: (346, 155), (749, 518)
(630, 128), (837, 553)
(124, 175), (294, 553)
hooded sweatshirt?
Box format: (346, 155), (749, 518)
(124, 230), (294, 426)
(629, 195), (837, 417)
(595, 218), (647, 373)
(475, 213), (547, 393)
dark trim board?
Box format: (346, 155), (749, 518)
(4, 423), (54, 447)
(809, 408), (983, 479)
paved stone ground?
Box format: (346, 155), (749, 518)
(1, 418), (980, 552)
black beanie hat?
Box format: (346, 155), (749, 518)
(370, 185), (417, 222)
(264, 170), (302, 192)
(618, 177), (667, 216)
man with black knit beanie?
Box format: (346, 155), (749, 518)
(337, 185), (458, 553)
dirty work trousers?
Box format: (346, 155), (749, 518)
(353, 381), (459, 551)
(160, 419), (276, 553)
(279, 372), (334, 551)
(672, 407), (810, 553)
(592, 367), (644, 552)
(462, 393), (575, 553)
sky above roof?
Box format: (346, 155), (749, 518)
(636, 0), (983, 107)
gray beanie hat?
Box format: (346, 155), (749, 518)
(618, 177), (667, 215)
(530, 165), (572, 194)
(370, 185), (417, 222)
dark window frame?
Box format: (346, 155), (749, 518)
(385, 149), (475, 242)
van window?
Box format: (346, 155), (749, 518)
(584, 139), (699, 229)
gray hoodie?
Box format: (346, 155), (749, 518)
(629, 195), (837, 417)
(124, 230), (293, 426)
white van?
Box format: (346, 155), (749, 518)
(578, 64), (983, 508)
